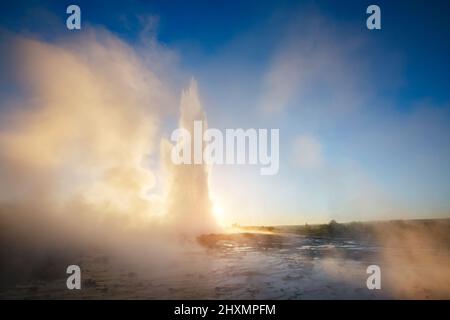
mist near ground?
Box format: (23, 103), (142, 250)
(238, 219), (450, 299)
(0, 28), (218, 288)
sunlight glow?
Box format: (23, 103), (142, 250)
(212, 202), (226, 227)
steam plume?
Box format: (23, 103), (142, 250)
(0, 30), (217, 286)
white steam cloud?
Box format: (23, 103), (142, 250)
(0, 29), (217, 285)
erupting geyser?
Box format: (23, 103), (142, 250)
(163, 79), (219, 235)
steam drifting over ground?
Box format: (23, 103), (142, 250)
(0, 29), (218, 286)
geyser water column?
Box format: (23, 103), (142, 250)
(164, 79), (219, 235)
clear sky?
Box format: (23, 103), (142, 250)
(1, 0), (450, 225)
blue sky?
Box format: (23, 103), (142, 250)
(1, 0), (450, 225)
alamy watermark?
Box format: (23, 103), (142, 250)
(170, 121), (280, 175)
(66, 265), (81, 290)
(65, 4), (380, 32)
(366, 265), (381, 290)
(366, 5), (381, 30)
(66, 5), (81, 30)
